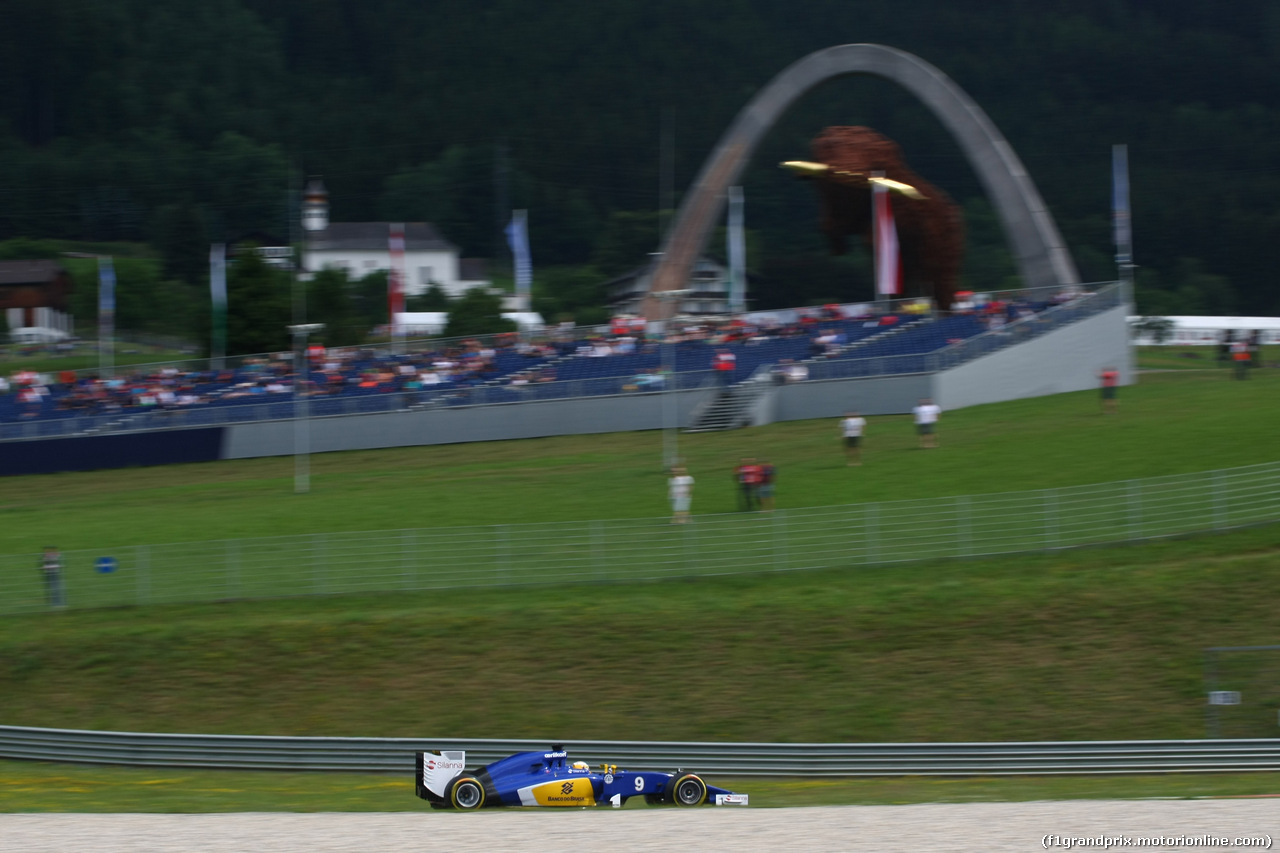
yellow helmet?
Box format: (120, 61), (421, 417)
(572, 761), (590, 771)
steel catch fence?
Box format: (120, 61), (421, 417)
(2, 725), (1279, 775)
(3, 461), (1279, 616)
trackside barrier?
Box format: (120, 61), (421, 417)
(2, 726), (1279, 775)
(2, 461), (1280, 616)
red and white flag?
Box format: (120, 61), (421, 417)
(388, 223), (406, 337)
(873, 182), (901, 297)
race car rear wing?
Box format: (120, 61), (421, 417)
(416, 750), (466, 799)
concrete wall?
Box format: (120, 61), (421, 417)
(221, 387), (718, 459)
(935, 302), (1131, 411)
(761, 373), (933, 424)
(752, 301), (1129, 423)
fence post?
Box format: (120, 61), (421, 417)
(1212, 470), (1227, 531)
(1204, 648), (1220, 739)
(496, 525), (510, 585)
(403, 529), (415, 590)
(1043, 489), (1059, 549)
(590, 520), (604, 582)
(1127, 480), (1143, 541)
(682, 516), (697, 575)
(865, 503), (879, 565)
(313, 533), (324, 595)
(773, 509), (788, 572)
(227, 538), (240, 599)
(136, 544), (150, 605)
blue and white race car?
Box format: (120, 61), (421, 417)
(415, 745), (748, 810)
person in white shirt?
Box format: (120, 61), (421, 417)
(841, 412), (866, 466)
(668, 466), (694, 524)
(913, 398), (942, 448)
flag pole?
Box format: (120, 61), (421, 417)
(727, 186), (746, 315)
(209, 244), (226, 370)
(388, 223), (406, 353)
(871, 171), (887, 313)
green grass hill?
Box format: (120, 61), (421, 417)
(2, 368), (1279, 749)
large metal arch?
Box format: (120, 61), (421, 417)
(647, 43), (1079, 316)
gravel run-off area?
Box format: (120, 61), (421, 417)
(3, 799), (1277, 853)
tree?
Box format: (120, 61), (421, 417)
(226, 246), (290, 355)
(306, 267), (363, 347)
(532, 266), (608, 326)
(444, 288), (515, 338)
(150, 202), (209, 286)
(0, 237), (62, 260)
(406, 282), (452, 312)
(378, 145), (493, 256)
(592, 211), (662, 278)
(354, 269), (389, 332)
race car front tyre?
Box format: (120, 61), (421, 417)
(666, 773), (708, 807)
(448, 776), (486, 810)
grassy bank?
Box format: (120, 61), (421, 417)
(3, 523), (1279, 743)
(3, 370), (1279, 554)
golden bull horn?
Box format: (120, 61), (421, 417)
(780, 160), (831, 175)
(781, 161), (927, 200)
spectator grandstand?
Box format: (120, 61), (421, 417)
(1, 284), (1106, 441)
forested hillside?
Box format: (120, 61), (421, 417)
(2, 0), (1278, 326)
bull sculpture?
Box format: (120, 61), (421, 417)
(784, 126), (964, 310)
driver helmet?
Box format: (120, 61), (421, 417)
(572, 761), (590, 771)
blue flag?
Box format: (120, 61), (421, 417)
(505, 210), (532, 309)
(97, 257), (116, 374)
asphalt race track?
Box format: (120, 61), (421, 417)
(3, 800), (1276, 852)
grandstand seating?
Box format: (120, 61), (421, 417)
(2, 297), (1064, 432)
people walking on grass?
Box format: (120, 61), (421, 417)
(735, 457), (762, 511)
(668, 467), (694, 524)
(1231, 340), (1250, 380)
(913, 398), (941, 448)
(841, 411), (866, 466)
(756, 459), (777, 512)
(1099, 366), (1120, 413)
(39, 545), (64, 608)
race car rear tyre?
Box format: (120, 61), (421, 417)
(666, 773), (708, 807)
(448, 776), (486, 810)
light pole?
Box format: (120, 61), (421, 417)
(652, 286), (693, 471)
(290, 322), (325, 494)
(289, 178), (329, 495)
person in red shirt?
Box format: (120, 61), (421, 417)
(757, 459), (777, 512)
(1099, 367), (1119, 413)
(1230, 340), (1251, 380)
(714, 349), (736, 386)
(735, 457), (762, 511)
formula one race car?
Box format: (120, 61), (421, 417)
(415, 745), (748, 810)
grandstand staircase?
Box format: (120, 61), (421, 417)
(684, 373), (773, 433)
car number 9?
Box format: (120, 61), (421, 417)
(634, 777), (645, 791)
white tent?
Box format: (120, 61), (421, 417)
(394, 311), (545, 337)
(9, 326), (72, 344)
(1128, 315), (1280, 346)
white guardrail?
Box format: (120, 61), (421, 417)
(3, 726), (1280, 775)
